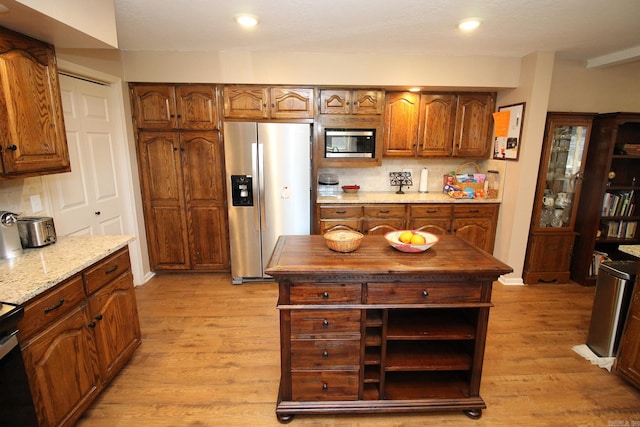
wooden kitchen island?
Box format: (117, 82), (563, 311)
(265, 234), (512, 423)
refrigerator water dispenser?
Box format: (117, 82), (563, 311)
(231, 175), (253, 206)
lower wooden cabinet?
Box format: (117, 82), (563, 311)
(318, 202), (499, 254)
(615, 275), (640, 389)
(523, 232), (576, 284)
(18, 247), (141, 427)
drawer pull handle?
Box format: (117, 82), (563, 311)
(322, 383), (328, 391)
(379, 210), (390, 214)
(322, 292), (329, 299)
(322, 319), (329, 327)
(105, 264), (119, 274)
(335, 210), (347, 214)
(422, 290), (429, 297)
(469, 210), (480, 213)
(44, 298), (65, 314)
(426, 210), (437, 213)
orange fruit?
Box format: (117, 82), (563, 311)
(410, 233), (426, 245)
(399, 231), (414, 244)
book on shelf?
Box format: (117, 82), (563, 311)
(601, 190), (635, 217)
(601, 220), (637, 239)
(622, 144), (640, 155)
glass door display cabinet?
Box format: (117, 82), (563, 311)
(523, 112), (594, 284)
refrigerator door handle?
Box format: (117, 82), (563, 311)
(252, 143), (260, 232)
(257, 142), (266, 230)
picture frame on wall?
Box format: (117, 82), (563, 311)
(493, 102), (525, 161)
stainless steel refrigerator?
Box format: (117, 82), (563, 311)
(224, 122), (312, 284)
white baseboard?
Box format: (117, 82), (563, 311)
(498, 275), (524, 286)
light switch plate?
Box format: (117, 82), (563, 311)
(30, 195), (43, 213)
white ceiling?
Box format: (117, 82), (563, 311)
(112, 0), (640, 67)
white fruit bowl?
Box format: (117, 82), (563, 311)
(384, 230), (439, 253)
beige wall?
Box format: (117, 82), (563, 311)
(5, 45), (639, 283)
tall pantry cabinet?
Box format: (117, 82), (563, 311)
(131, 84), (230, 271)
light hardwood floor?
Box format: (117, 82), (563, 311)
(77, 274), (640, 427)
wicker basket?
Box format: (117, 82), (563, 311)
(453, 162), (485, 190)
(324, 229), (364, 253)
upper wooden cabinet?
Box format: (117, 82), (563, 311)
(131, 84), (220, 130)
(319, 89), (384, 115)
(383, 91), (495, 158)
(453, 93), (495, 157)
(0, 26), (70, 179)
(223, 86), (314, 120)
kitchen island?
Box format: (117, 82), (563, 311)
(266, 234), (512, 423)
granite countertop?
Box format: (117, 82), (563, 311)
(317, 191), (501, 204)
(0, 235), (134, 305)
(620, 245), (640, 259)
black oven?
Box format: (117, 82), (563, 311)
(0, 302), (39, 426)
(324, 128), (375, 158)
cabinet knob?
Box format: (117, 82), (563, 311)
(322, 292), (329, 299)
(322, 319), (329, 327)
(322, 383), (328, 391)
(322, 350), (329, 358)
(7, 144), (17, 151)
(88, 321), (96, 328)
(422, 290), (429, 297)
(94, 314), (103, 321)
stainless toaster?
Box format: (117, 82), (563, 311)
(17, 216), (57, 248)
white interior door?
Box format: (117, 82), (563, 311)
(45, 74), (128, 236)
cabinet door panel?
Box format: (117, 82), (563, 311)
(0, 33), (69, 175)
(89, 271), (141, 381)
(132, 85), (177, 129)
(137, 131), (189, 269)
(223, 86), (269, 119)
(453, 218), (494, 252)
(417, 94), (456, 156)
(352, 90), (384, 115)
(320, 90), (350, 114)
(616, 283), (640, 388)
(270, 88), (314, 119)
(453, 94), (494, 157)
(383, 92), (419, 156)
(175, 85), (219, 129)
(409, 218), (451, 235)
(180, 131), (229, 270)
(22, 305), (100, 427)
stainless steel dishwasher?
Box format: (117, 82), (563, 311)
(586, 260), (640, 357)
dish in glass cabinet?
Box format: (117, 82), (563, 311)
(384, 230), (439, 253)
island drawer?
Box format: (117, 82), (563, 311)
(290, 283), (362, 304)
(84, 247), (131, 295)
(319, 219), (362, 234)
(366, 282), (482, 304)
(291, 370), (359, 401)
(18, 275), (86, 341)
(410, 204), (452, 218)
(291, 338), (360, 369)
(290, 310), (361, 337)
(363, 204), (405, 218)
(319, 205), (363, 219)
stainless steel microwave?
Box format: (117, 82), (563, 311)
(324, 128), (375, 158)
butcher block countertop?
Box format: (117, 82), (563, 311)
(317, 191), (501, 204)
(266, 234), (512, 279)
(0, 235), (134, 305)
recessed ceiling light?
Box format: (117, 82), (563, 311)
(458, 18), (482, 31)
(234, 14), (259, 28)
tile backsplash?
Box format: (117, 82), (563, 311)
(319, 158), (504, 194)
(0, 177), (49, 216)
